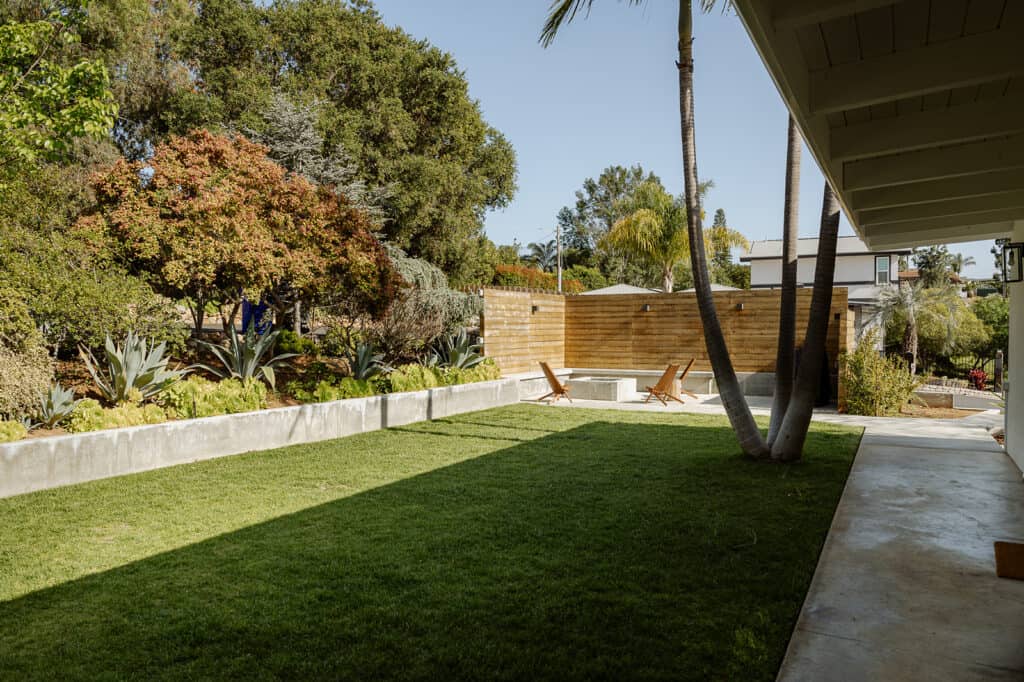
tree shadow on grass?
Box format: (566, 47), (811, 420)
(0, 420), (857, 681)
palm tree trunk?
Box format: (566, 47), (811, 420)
(902, 310), (918, 375)
(663, 265), (674, 293)
(768, 116), (802, 445)
(770, 182), (841, 461)
(677, 0), (769, 458)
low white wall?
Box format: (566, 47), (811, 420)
(0, 378), (520, 499)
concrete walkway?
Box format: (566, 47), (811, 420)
(778, 416), (1024, 681)
(529, 396), (1024, 679)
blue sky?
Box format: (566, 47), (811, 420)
(371, 0), (997, 279)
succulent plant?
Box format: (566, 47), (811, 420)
(35, 383), (80, 428)
(193, 323), (296, 390)
(80, 332), (188, 404)
(428, 330), (484, 370)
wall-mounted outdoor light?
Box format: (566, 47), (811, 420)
(531, 305), (540, 314)
(641, 304), (652, 313)
(1003, 242), (1023, 283)
(735, 302), (744, 311)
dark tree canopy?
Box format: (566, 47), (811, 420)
(4, 0), (518, 285)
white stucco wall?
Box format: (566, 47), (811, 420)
(1007, 221), (1024, 475)
(750, 253), (896, 287)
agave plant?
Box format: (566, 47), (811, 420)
(36, 383), (81, 429)
(428, 330), (484, 370)
(80, 332), (188, 404)
(346, 342), (386, 380)
(194, 323), (296, 390)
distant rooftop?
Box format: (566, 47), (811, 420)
(680, 283), (740, 292)
(580, 283), (662, 296)
(741, 236), (912, 261)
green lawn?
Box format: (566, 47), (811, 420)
(0, 404), (861, 681)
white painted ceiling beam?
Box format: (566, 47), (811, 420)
(770, 0), (897, 30)
(864, 221), (1015, 249)
(831, 92), (1024, 161)
(859, 190), (1024, 226)
(850, 169), (1024, 212)
(810, 28), (1024, 114)
(863, 207), (1024, 239)
(843, 136), (1024, 191)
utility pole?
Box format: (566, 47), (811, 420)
(556, 221), (563, 293)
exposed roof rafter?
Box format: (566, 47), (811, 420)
(859, 190), (1024, 226)
(850, 169), (1024, 212)
(810, 28), (1024, 114)
(770, 0), (897, 30)
(843, 136), (1024, 191)
(831, 92), (1024, 161)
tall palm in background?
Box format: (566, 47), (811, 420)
(874, 282), (960, 375)
(601, 179), (734, 292)
(951, 253), (976, 276)
(525, 240), (558, 272)
(543, 0), (841, 461)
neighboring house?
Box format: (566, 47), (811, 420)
(740, 236), (912, 346)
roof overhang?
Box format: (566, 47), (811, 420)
(730, 0), (1024, 249)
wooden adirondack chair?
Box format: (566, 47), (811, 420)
(644, 359), (698, 405)
(538, 362), (571, 403)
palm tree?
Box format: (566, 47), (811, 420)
(542, 1), (840, 462)
(600, 180), (733, 292)
(525, 240), (558, 272)
(769, 183), (841, 459)
(951, 253), (976, 275)
(767, 116), (801, 445)
(875, 282), (960, 375)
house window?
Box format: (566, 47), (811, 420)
(875, 255), (891, 285)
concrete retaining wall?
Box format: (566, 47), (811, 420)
(0, 378), (519, 499)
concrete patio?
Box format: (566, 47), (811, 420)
(531, 395), (1024, 679)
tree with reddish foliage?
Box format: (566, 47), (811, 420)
(76, 130), (401, 333)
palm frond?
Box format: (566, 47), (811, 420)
(541, 0), (646, 47)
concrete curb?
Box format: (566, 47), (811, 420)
(0, 378), (520, 499)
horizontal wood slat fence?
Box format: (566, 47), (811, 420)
(481, 287), (852, 376)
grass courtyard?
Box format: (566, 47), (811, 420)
(0, 404), (861, 680)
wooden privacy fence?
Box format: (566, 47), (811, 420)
(481, 287), (852, 375)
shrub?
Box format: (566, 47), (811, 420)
(388, 364), (444, 393)
(841, 330), (922, 416)
(81, 332), (188, 405)
(0, 345), (54, 420)
(277, 330), (318, 356)
(67, 399), (168, 433)
(0, 285), (42, 352)
(967, 368), (987, 391)
(160, 377), (268, 419)
(564, 265), (608, 291)
(443, 359), (501, 385)
(492, 264), (584, 293)
(0, 420), (28, 443)
(290, 378), (377, 403)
